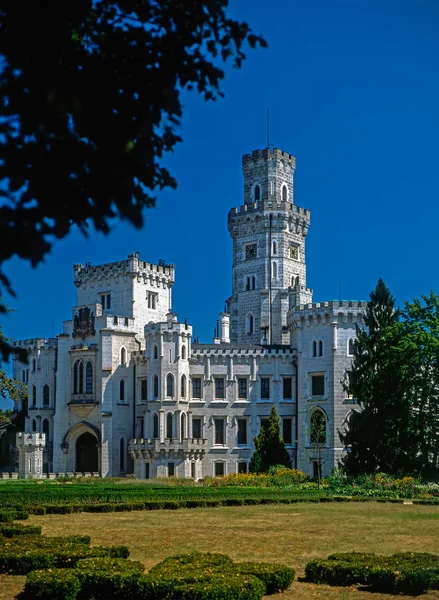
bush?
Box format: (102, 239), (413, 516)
(172, 574), (266, 600)
(305, 551), (439, 594)
(0, 524), (42, 538)
(0, 509), (29, 522)
(235, 561), (295, 593)
(45, 504), (73, 514)
(24, 569), (81, 600)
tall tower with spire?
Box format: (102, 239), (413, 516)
(227, 147), (312, 345)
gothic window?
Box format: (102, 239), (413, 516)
(182, 345), (186, 360)
(22, 397), (28, 415)
(73, 360), (84, 394)
(254, 184), (260, 202)
(42, 419), (50, 439)
(32, 419), (37, 432)
(22, 369), (26, 382)
(153, 345), (158, 360)
(26, 370), (29, 383)
(282, 185), (287, 202)
(32, 385), (36, 406)
(310, 410), (327, 445)
(120, 347), (126, 367)
(348, 338), (355, 356)
(119, 379), (125, 402)
(246, 313), (254, 335)
(166, 413), (173, 440)
(86, 362), (93, 394)
(181, 413), (186, 442)
(141, 379), (147, 401)
(153, 414), (159, 438)
(43, 385), (50, 407)
(272, 261), (278, 279)
(181, 374), (187, 398)
(32, 358), (36, 372)
(166, 374), (174, 397)
(153, 374), (159, 398)
(319, 340), (323, 357)
(119, 437), (125, 471)
(252, 276), (256, 290)
(312, 340), (317, 357)
(272, 240), (277, 255)
(246, 277), (250, 291)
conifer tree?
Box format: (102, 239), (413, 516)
(250, 406), (291, 472)
(340, 279), (413, 474)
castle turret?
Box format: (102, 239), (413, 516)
(228, 148), (312, 346)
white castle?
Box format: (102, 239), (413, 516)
(12, 147), (364, 479)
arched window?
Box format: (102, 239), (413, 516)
(153, 345), (158, 360)
(310, 410), (327, 445)
(182, 345), (186, 360)
(181, 413), (186, 442)
(181, 374), (187, 398)
(73, 360), (84, 394)
(272, 240), (277, 255)
(22, 369), (26, 382)
(246, 313), (254, 335)
(318, 340), (323, 357)
(166, 413), (173, 440)
(119, 379), (125, 402)
(32, 419), (36, 432)
(119, 437), (125, 471)
(32, 385), (36, 406)
(272, 261), (277, 279)
(120, 347), (126, 367)
(312, 340), (317, 357)
(86, 362), (93, 394)
(42, 419), (49, 439)
(153, 374), (159, 398)
(246, 277), (250, 291)
(254, 184), (260, 202)
(166, 374), (174, 397)
(153, 414), (159, 438)
(252, 276), (256, 290)
(43, 385), (50, 407)
(348, 338), (355, 356)
(296, 276), (300, 288)
(22, 397), (28, 415)
(282, 185), (287, 202)
(32, 358), (36, 372)
(291, 276), (295, 288)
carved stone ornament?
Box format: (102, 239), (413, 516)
(73, 306), (96, 339)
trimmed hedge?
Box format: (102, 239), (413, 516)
(23, 551), (294, 599)
(0, 509), (29, 522)
(305, 551), (439, 594)
(0, 523), (42, 537)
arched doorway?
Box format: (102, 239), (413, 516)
(76, 432), (98, 472)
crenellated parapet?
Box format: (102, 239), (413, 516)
(228, 201), (310, 239)
(288, 300), (366, 331)
(73, 253), (175, 288)
(12, 338), (57, 350)
(242, 147), (296, 166)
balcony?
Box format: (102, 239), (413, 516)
(67, 394), (98, 418)
(129, 437), (208, 460)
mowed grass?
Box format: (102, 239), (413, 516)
(1, 502), (439, 600)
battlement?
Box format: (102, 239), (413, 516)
(297, 300), (366, 312)
(12, 338), (57, 350)
(228, 201), (310, 220)
(16, 432), (46, 448)
(145, 313), (192, 336)
(73, 253), (175, 286)
(287, 300), (367, 330)
(242, 147), (296, 166)
(191, 344), (294, 357)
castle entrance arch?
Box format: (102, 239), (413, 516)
(76, 432), (98, 472)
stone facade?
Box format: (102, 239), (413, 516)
(13, 146), (364, 479)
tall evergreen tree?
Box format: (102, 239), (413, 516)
(340, 279), (414, 475)
(250, 406), (291, 472)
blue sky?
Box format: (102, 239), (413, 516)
(2, 1), (439, 393)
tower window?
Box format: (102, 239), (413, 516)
(32, 385), (36, 406)
(182, 345), (186, 360)
(246, 277), (250, 291)
(120, 347), (126, 367)
(73, 360), (84, 394)
(119, 379), (126, 402)
(254, 184), (261, 202)
(43, 385), (50, 407)
(166, 413), (173, 440)
(311, 374), (325, 397)
(252, 276), (256, 290)
(348, 338), (355, 356)
(153, 414), (159, 438)
(282, 185), (287, 202)
(166, 374), (174, 397)
(290, 245), (298, 260)
(181, 374), (187, 398)
(100, 293), (111, 309)
(246, 313), (254, 335)
(141, 379), (147, 401)
(272, 240), (277, 255)
(272, 261), (278, 280)
(153, 345), (158, 360)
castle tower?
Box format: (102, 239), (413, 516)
(227, 148), (312, 345)
(16, 432), (46, 479)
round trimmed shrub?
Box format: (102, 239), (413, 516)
(235, 561), (295, 593)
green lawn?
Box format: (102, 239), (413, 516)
(1, 501), (439, 599)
